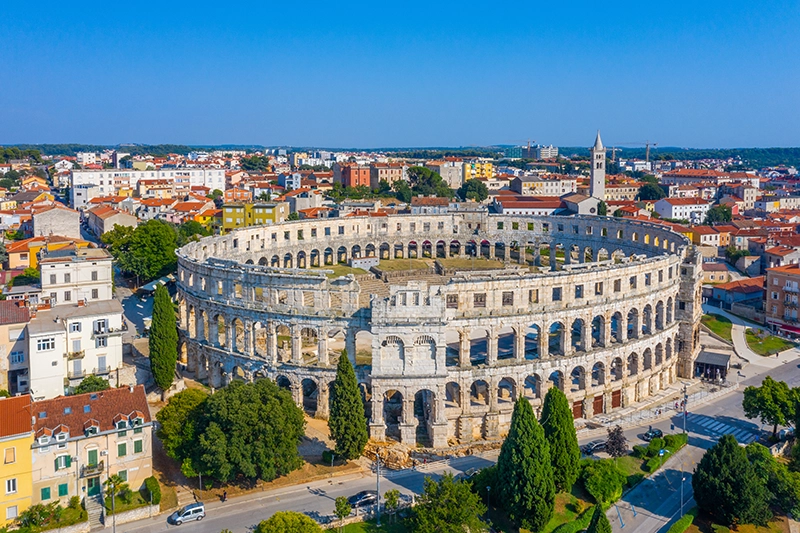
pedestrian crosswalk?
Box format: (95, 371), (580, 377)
(684, 413), (759, 443)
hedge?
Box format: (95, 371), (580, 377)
(550, 505), (596, 533)
(644, 433), (689, 472)
(666, 507), (698, 533)
(144, 476), (161, 505)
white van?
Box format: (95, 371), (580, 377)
(169, 502), (205, 525)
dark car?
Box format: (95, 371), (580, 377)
(580, 440), (606, 455)
(642, 428), (663, 442)
(348, 490), (379, 508)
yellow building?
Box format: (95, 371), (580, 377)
(463, 161), (494, 181)
(5, 236), (93, 270)
(0, 395), (34, 526)
(221, 202), (288, 233)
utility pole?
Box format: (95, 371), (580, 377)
(680, 383), (688, 516)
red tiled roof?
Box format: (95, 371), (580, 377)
(660, 198), (709, 206)
(33, 385), (151, 435)
(0, 300), (30, 325)
(713, 276), (765, 293)
(0, 395), (32, 438)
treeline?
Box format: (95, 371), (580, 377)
(6, 144), (264, 157)
(0, 147), (43, 164)
(560, 146), (800, 168)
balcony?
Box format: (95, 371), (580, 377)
(785, 286), (800, 293)
(67, 369), (86, 379)
(92, 323), (128, 339)
(67, 350), (85, 360)
(81, 461), (104, 478)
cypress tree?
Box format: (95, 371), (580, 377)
(586, 505), (612, 533)
(540, 387), (581, 492)
(328, 350), (368, 459)
(150, 285), (179, 391)
(496, 397), (555, 531)
(693, 434), (771, 526)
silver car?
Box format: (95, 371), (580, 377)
(169, 502), (205, 525)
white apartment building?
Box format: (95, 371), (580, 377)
(75, 152), (97, 166)
(38, 248), (114, 308)
(70, 168), (225, 199)
(511, 176), (577, 196)
(535, 145), (559, 159)
(27, 300), (125, 400)
(653, 197), (711, 224)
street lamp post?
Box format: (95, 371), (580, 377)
(375, 451), (381, 527)
(486, 485), (491, 510)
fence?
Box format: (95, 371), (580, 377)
(594, 383), (738, 429)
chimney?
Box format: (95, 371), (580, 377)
(77, 299), (85, 307)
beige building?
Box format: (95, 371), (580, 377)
(0, 301), (30, 395)
(31, 386), (153, 507)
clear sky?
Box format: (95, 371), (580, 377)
(1, 1), (798, 148)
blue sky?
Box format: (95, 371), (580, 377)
(1, 1), (798, 148)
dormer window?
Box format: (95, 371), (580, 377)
(55, 433), (68, 442)
(85, 426), (98, 436)
(116, 420), (127, 430)
(38, 436), (50, 446)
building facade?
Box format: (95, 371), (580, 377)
(0, 395), (33, 526)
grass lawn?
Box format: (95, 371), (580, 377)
(744, 329), (794, 356)
(541, 489), (594, 533)
(701, 314), (733, 342)
(376, 259), (431, 271)
(614, 455), (649, 487)
(686, 512), (789, 533)
(437, 258), (506, 270)
(40, 506), (88, 531)
(105, 491), (149, 515)
(312, 265), (367, 278)
(337, 517), (410, 532)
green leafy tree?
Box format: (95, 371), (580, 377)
(581, 459), (627, 504)
(496, 397), (555, 531)
(540, 387), (581, 492)
(742, 376), (792, 437)
(0, 389), (10, 398)
(598, 201), (608, 216)
(104, 474), (129, 500)
(156, 388), (208, 459)
(192, 380), (305, 483)
(334, 496), (351, 532)
(384, 489), (400, 523)
(725, 246), (748, 264)
(704, 204), (733, 225)
(692, 434), (771, 526)
(74, 375), (110, 395)
(406, 166), (453, 198)
(328, 351), (368, 460)
(637, 183), (666, 201)
(149, 285), (179, 391)
(745, 442), (800, 517)
(127, 219), (178, 280)
(177, 221), (210, 245)
(288, 212), (300, 221)
(254, 511), (323, 533)
(458, 179), (489, 202)
(640, 174), (659, 185)
(586, 505), (612, 533)
(413, 473), (487, 533)
(0, 241), (7, 266)
(376, 179), (393, 195)
(10, 267), (40, 287)
(393, 180), (413, 203)
(208, 189), (223, 201)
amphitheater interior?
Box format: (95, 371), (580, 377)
(176, 212), (703, 448)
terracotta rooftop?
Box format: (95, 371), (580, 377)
(0, 300), (30, 325)
(0, 395), (32, 438)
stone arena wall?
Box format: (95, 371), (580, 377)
(176, 213), (704, 448)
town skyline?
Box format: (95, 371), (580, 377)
(2, 1), (799, 147)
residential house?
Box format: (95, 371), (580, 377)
(0, 301), (31, 395)
(690, 226), (720, 248)
(223, 188), (252, 203)
(85, 206), (138, 237)
(369, 163), (406, 189)
(765, 264), (800, 332)
(0, 395), (34, 526)
(30, 386), (153, 508)
(701, 262), (736, 283)
(31, 205), (81, 240)
(653, 198), (710, 224)
(710, 277), (765, 309)
(4, 236), (93, 270)
(333, 163), (370, 188)
(39, 247), (114, 308)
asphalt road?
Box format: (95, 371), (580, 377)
(111, 356), (800, 533)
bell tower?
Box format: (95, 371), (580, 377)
(589, 131), (606, 201)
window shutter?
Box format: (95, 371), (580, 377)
(66, 456), (72, 468)
(54, 458), (59, 471)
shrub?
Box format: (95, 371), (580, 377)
(581, 459), (626, 504)
(666, 507), (698, 533)
(646, 438), (665, 457)
(144, 476), (161, 505)
(551, 505), (595, 533)
(321, 450), (335, 465)
(68, 496), (81, 509)
(631, 445), (648, 459)
(664, 433), (688, 450)
(119, 488), (133, 504)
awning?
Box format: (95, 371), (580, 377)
(695, 350), (731, 368)
(140, 274), (175, 293)
(778, 324), (800, 334)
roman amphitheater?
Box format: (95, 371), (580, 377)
(176, 212), (703, 448)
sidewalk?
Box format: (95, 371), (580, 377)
(702, 304), (799, 373)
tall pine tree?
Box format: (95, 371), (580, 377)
(586, 505), (612, 533)
(150, 285), (179, 391)
(496, 397), (555, 531)
(328, 350), (368, 459)
(540, 387), (581, 492)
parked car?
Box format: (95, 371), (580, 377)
(347, 490), (379, 508)
(642, 428), (664, 442)
(169, 502), (205, 525)
(580, 440), (606, 455)
(455, 467), (479, 481)
(778, 427), (795, 441)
